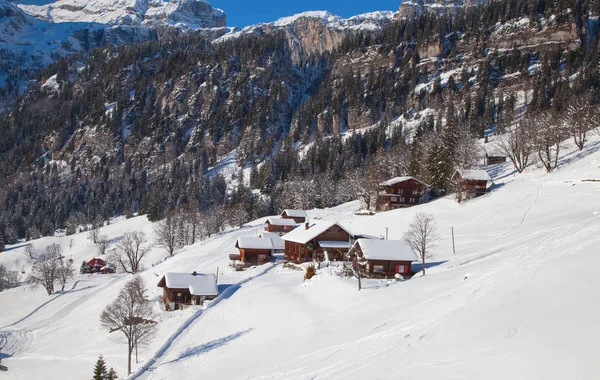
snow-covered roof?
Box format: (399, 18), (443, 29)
(236, 237), (275, 250)
(281, 209), (308, 218)
(379, 176), (425, 187)
(318, 241), (352, 249)
(454, 169), (492, 182)
(257, 231), (279, 238)
(159, 273), (218, 296)
(266, 217), (297, 226)
(282, 220), (352, 244)
(353, 239), (419, 261)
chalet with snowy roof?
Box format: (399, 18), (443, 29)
(376, 176), (427, 211)
(231, 237), (275, 266)
(280, 209), (307, 223)
(264, 217), (297, 233)
(157, 272), (218, 311)
(348, 239), (420, 279)
(257, 232), (285, 253)
(84, 257), (114, 274)
(484, 145), (507, 165)
(282, 220), (353, 263)
(452, 169), (492, 202)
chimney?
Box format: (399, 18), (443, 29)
(192, 271), (197, 276)
(304, 221), (309, 230)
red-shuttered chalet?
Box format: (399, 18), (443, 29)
(348, 239), (419, 279)
(264, 217), (297, 233)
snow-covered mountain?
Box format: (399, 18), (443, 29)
(16, 0), (226, 27)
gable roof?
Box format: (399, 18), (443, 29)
(453, 169), (492, 182)
(282, 219), (352, 244)
(87, 258), (106, 267)
(281, 209), (307, 218)
(379, 176), (426, 187)
(236, 237), (275, 250)
(265, 217), (297, 226)
(158, 272), (218, 296)
(353, 239), (419, 261)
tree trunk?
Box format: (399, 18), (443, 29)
(422, 255), (426, 276)
(128, 342), (133, 375)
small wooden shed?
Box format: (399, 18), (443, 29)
(264, 217), (297, 233)
(157, 272), (218, 311)
(235, 237), (275, 266)
(348, 239), (419, 279)
(280, 209), (307, 223)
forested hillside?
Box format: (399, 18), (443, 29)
(0, 0), (598, 243)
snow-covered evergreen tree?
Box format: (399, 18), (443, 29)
(92, 355), (108, 380)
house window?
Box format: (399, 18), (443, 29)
(258, 254), (267, 260)
(412, 190), (419, 195)
(397, 189), (403, 195)
(410, 198), (416, 203)
(373, 265), (384, 273)
(391, 196), (397, 202)
(396, 265), (406, 273)
(399, 197), (405, 202)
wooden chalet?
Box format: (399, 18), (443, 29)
(232, 237), (275, 266)
(264, 217), (297, 233)
(485, 153), (507, 165)
(280, 209), (307, 223)
(452, 169), (492, 202)
(157, 272), (218, 311)
(376, 176), (426, 211)
(257, 232), (285, 253)
(84, 258), (114, 274)
(282, 220), (353, 263)
(348, 239), (419, 279)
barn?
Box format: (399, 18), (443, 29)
(157, 272), (218, 311)
(376, 176), (427, 211)
(280, 209), (308, 223)
(264, 217), (297, 233)
(233, 237), (275, 266)
(348, 239), (419, 279)
(282, 220), (353, 263)
(452, 169), (493, 202)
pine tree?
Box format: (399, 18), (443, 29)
(93, 355), (108, 380)
(0, 234), (4, 253)
(107, 368), (118, 380)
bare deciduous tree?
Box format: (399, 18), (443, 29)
(110, 232), (151, 274)
(100, 276), (156, 375)
(96, 235), (109, 256)
(404, 212), (438, 276)
(56, 256), (74, 292)
(88, 228), (100, 244)
(563, 95), (594, 151)
(24, 244), (36, 259)
(26, 244), (62, 295)
(493, 118), (534, 173)
(153, 214), (177, 256)
(533, 113), (566, 172)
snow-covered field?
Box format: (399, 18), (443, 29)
(1, 134), (600, 379)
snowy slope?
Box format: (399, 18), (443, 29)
(1, 134), (600, 379)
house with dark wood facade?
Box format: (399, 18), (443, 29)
(84, 258), (115, 274)
(264, 217), (297, 233)
(348, 239), (419, 279)
(282, 220), (353, 263)
(157, 272), (218, 311)
(376, 176), (426, 211)
(280, 209), (308, 223)
(232, 237), (275, 266)
(452, 169), (492, 202)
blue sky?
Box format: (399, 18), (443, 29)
(209, 0), (401, 27)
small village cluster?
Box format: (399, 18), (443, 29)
(156, 170), (494, 311)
